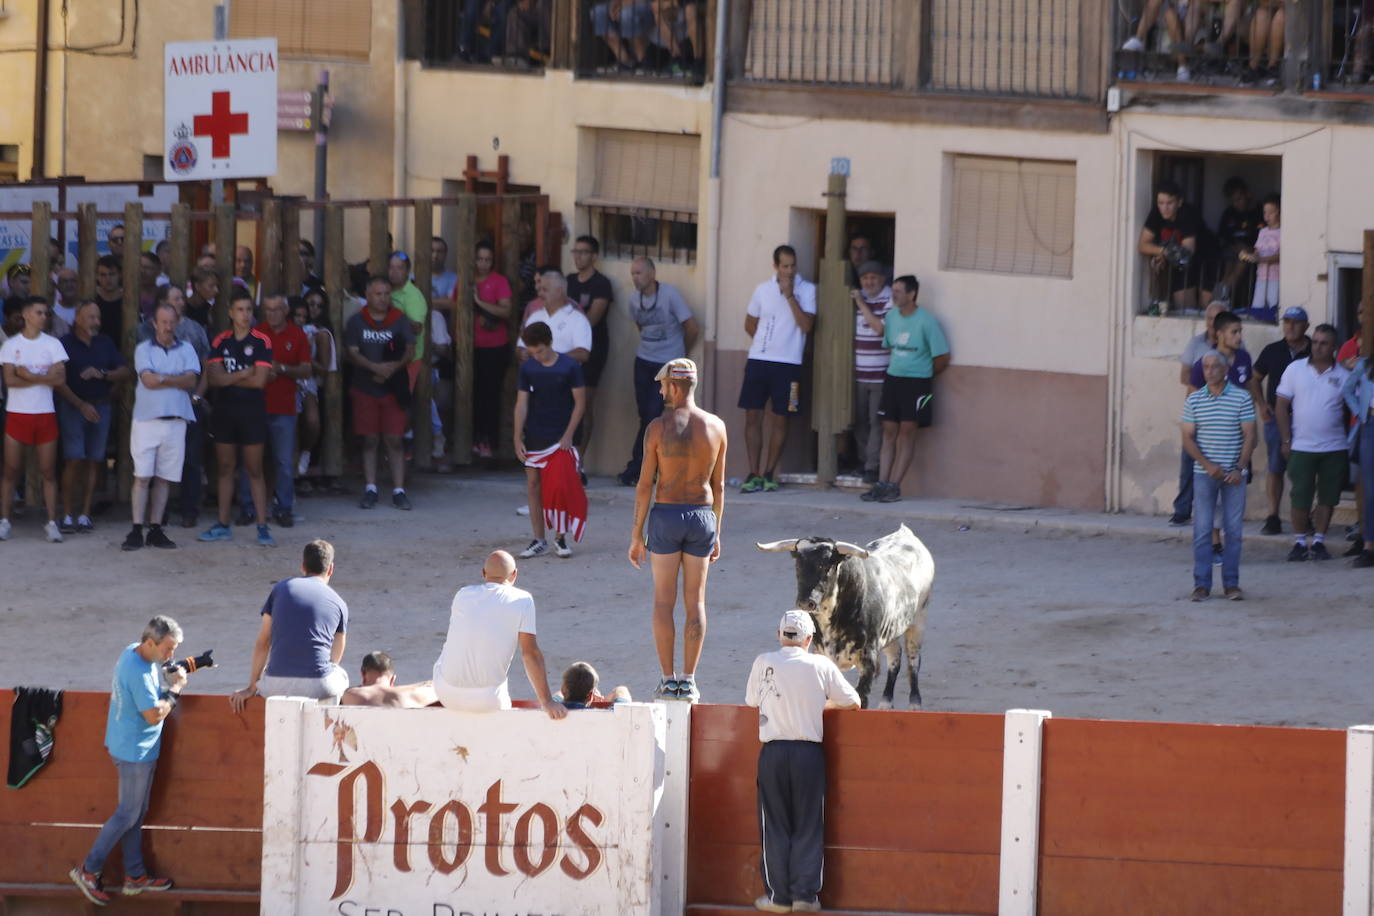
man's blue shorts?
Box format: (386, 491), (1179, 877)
(57, 400), (112, 461)
(647, 503), (717, 557)
(737, 358), (803, 416)
(1264, 417), (1287, 474)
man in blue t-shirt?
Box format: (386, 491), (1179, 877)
(70, 616), (187, 905)
(230, 539), (350, 711)
(514, 321), (586, 559)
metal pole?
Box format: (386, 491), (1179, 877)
(312, 69), (330, 257)
(211, 3), (228, 206)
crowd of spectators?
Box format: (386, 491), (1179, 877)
(1120, 0), (1289, 84)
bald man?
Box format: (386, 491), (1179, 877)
(432, 550), (566, 719)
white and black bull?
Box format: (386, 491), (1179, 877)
(756, 524), (933, 709)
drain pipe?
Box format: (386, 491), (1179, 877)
(32, 0), (50, 178)
(706, 0), (728, 412)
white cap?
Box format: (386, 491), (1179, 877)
(779, 609), (815, 639)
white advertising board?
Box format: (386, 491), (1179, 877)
(163, 38), (278, 181)
(262, 699), (674, 916)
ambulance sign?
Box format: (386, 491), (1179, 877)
(164, 38), (278, 182)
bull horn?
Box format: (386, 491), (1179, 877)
(756, 538), (801, 552)
(834, 541), (870, 558)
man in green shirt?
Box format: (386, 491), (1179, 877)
(388, 251), (429, 391)
(864, 275), (949, 503)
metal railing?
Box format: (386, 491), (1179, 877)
(574, 0), (710, 83)
(1327, 0), (1374, 90)
(585, 204), (698, 264)
(420, 0), (553, 70)
(743, 0), (898, 87)
(926, 0), (1083, 97)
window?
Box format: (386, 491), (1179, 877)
(946, 155), (1075, 279)
(231, 0), (372, 61)
(745, 0), (896, 87)
(579, 130), (700, 264)
(0, 145), (18, 182)
(928, 0), (1081, 97)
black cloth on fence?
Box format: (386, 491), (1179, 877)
(7, 686), (64, 789)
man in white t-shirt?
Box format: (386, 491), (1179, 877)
(737, 245), (817, 494)
(519, 270), (592, 364)
(1275, 324), (1350, 561)
(432, 550), (567, 719)
(745, 609), (859, 914)
(0, 296), (68, 542)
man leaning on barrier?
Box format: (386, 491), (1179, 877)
(69, 616), (187, 905)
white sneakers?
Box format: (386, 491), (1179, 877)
(554, 535), (572, 558)
(1121, 36), (1145, 52)
(44, 520), (63, 543)
(519, 538), (549, 558)
(0, 518), (10, 540)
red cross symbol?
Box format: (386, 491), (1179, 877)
(193, 91), (249, 159)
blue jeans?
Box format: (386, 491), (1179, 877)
(1193, 471), (1245, 589)
(179, 416), (204, 519)
(238, 413), (296, 516)
(1361, 422), (1374, 543)
(1172, 448), (1193, 519)
(462, 0), (513, 57)
(83, 757), (157, 877)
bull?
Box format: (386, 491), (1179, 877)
(756, 524), (933, 709)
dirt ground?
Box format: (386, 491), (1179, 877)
(6, 470), (1373, 729)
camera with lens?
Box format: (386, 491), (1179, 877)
(1162, 241), (1190, 268)
(164, 649), (215, 675)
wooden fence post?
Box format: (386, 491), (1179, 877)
(30, 202), (51, 301)
(168, 203), (192, 293)
(813, 171), (851, 485)
(322, 203), (347, 479)
(413, 199), (435, 470)
(214, 203), (236, 332)
(498, 197), (523, 460)
(76, 203), (97, 300)
(452, 195), (476, 465)
(1362, 230), (1374, 359)
(369, 201), (389, 280)
(117, 202), (145, 502)
(261, 197), (284, 299)
(283, 200), (303, 295)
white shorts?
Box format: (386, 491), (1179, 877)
(130, 418), (187, 481)
(258, 664), (350, 705)
(432, 666), (510, 713)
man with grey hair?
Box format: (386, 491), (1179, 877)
(1169, 300), (1227, 525)
(519, 268), (592, 365)
(1182, 348), (1257, 601)
(746, 609), (859, 913)
(70, 616), (187, 904)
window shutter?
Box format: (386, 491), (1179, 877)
(947, 156), (1075, 279)
(928, 0), (1080, 97)
(585, 130), (700, 214)
(745, 0), (894, 86)
(231, 0), (372, 61)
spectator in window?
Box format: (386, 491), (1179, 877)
(1139, 182), (1209, 313)
(55, 301), (129, 534)
(1214, 177), (1261, 306)
(654, 0), (702, 75)
(345, 276), (414, 510)
(0, 297), (68, 543)
(1341, 344), (1374, 567)
(556, 661), (631, 709)
(430, 236), (458, 303)
(1169, 301), (1226, 526)
(1253, 306), (1310, 535)
(592, 0), (655, 70)
(505, 0), (551, 66)
(238, 294), (311, 530)
(619, 256), (697, 486)
(470, 241), (514, 460)
(1120, 0), (1193, 81)
(567, 235), (613, 454)
(1182, 349), (1256, 601)
(1244, 0), (1286, 84)
(519, 269), (592, 364)
(851, 262), (892, 487)
(186, 266), (218, 333)
(1240, 194), (1280, 323)
(460, 0), (512, 63)
(1275, 325), (1349, 562)
(738, 245), (817, 494)
(514, 320), (586, 559)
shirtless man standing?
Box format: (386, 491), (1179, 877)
(628, 358), (727, 703)
(340, 651), (438, 708)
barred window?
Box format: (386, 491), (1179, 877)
(946, 155), (1075, 279)
(579, 130), (700, 264)
(231, 0), (372, 61)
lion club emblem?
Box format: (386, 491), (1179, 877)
(167, 123), (198, 176)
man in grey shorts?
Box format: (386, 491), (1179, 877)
(628, 358), (727, 703)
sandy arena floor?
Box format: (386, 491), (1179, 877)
(6, 471), (1373, 728)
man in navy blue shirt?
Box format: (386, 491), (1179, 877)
(230, 539), (349, 711)
(55, 300), (129, 533)
(514, 321), (585, 559)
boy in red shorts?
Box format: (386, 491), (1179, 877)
(0, 296), (68, 542)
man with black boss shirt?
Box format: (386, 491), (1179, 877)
(514, 321), (585, 559)
(343, 275), (416, 510)
(567, 235), (612, 453)
(199, 295), (275, 547)
(1139, 182), (1208, 312)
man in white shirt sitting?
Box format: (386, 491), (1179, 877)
(432, 550), (567, 719)
(745, 610), (859, 914)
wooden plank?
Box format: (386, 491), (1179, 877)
(451, 195), (476, 464)
(282, 200), (303, 297)
(322, 204), (347, 479)
(368, 201), (389, 283)
(0, 825), (260, 891)
(497, 197), (523, 461)
(213, 204), (236, 333)
(258, 197), (283, 299)
(168, 203), (192, 293)
(30, 203), (51, 300)
(1040, 718), (1344, 869)
(412, 199), (434, 470)
(76, 203), (97, 300)
(117, 203), (143, 503)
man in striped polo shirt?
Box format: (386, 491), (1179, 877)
(1182, 349), (1257, 601)
(850, 261), (891, 485)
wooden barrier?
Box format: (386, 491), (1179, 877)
(0, 689), (262, 914)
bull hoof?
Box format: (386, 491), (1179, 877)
(877, 699), (894, 710)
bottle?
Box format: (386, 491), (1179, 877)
(788, 381), (800, 413)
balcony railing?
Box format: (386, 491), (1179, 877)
(926, 0), (1084, 98)
(573, 0), (711, 84)
(744, 0), (898, 87)
(415, 0), (564, 71)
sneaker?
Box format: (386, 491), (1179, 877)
(297, 452), (311, 476)
(878, 482), (903, 503)
(256, 524), (276, 547)
(273, 509), (295, 528)
(59, 515), (76, 534)
(1213, 543), (1224, 565)
(1224, 586), (1244, 600)
(359, 488), (379, 509)
(1176, 64), (1191, 82)
(69, 867), (110, 906)
(519, 538), (549, 559)
(675, 679), (701, 703)
(1261, 515), (1282, 535)
(122, 528), (145, 551)
(740, 474), (765, 493)
(1121, 36), (1145, 52)
(76, 515), (94, 533)
(1168, 513), (1191, 527)
(1353, 551), (1374, 568)
(754, 896), (791, 914)
(516, 504), (531, 516)
(197, 522), (232, 542)
(791, 900), (821, 913)
(653, 677), (680, 700)
(554, 535), (571, 558)
(1309, 542), (1332, 561)
(392, 490), (412, 511)
(44, 520), (64, 543)
(1190, 587), (1209, 602)
(122, 873), (174, 895)
(1345, 540), (1365, 558)
(0, 518), (9, 540)
(859, 483), (882, 502)
(762, 476), (780, 492)
(1286, 543), (1309, 562)
(145, 526), (176, 550)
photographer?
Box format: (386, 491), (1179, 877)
(1139, 182), (1209, 313)
(69, 616), (187, 905)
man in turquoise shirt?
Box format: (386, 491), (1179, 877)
(70, 616), (187, 905)
(863, 274), (949, 503)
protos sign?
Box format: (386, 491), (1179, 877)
(261, 699), (670, 916)
(163, 39), (278, 182)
